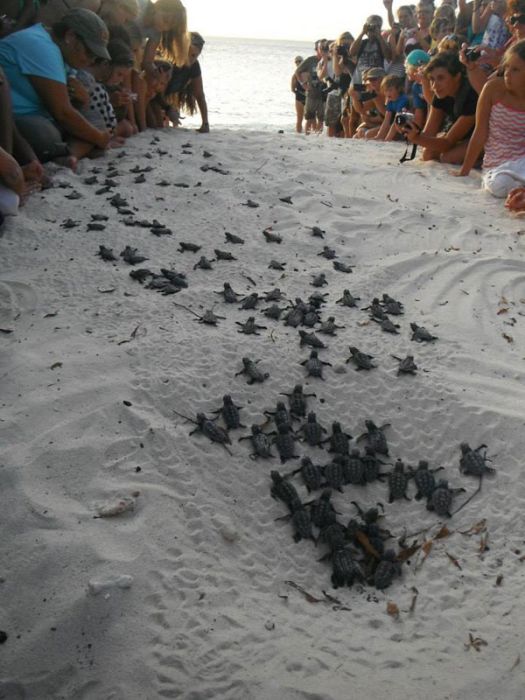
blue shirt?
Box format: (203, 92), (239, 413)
(0, 24), (66, 118)
(412, 83), (426, 110)
(386, 94), (409, 114)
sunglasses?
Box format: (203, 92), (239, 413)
(509, 14), (525, 25)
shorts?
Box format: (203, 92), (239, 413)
(304, 93), (324, 121)
(324, 90), (342, 128)
(15, 115), (69, 163)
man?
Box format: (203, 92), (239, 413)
(295, 40), (327, 134)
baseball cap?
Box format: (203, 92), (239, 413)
(364, 67), (386, 79)
(405, 49), (431, 67)
(62, 8), (110, 60)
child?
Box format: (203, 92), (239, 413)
(405, 49), (431, 129)
(375, 74), (410, 140)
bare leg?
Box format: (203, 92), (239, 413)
(295, 100), (304, 133)
(439, 141), (470, 165)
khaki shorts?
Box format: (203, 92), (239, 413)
(305, 93), (324, 121)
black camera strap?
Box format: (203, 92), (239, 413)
(399, 140), (418, 164)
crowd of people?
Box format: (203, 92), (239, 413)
(0, 0), (209, 222)
(292, 0), (525, 213)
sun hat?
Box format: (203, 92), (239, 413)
(405, 49), (431, 67)
(364, 66), (386, 79)
(61, 8), (110, 60)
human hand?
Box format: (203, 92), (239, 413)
(449, 168), (468, 177)
(109, 89), (132, 108)
(96, 130), (112, 150)
(402, 121), (420, 143)
(0, 148), (25, 196)
(505, 187), (525, 212)
(383, 0), (393, 7)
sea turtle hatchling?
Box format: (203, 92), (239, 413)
(302, 305), (320, 328)
(264, 401), (291, 429)
(239, 424), (274, 458)
(410, 323), (438, 342)
(270, 470), (302, 512)
(459, 443), (496, 477)
(298, 330), (326, 349)
(373, 550), (402, 590)
(214, 248), (237, 261)
(193, 256), (214, 271)
(97, 245), (117, 261)
(361, 446), (385, 483)
(280, 384), (316, 418)
(235, 317), (267, 335)
(358, 420), (390, 456)
(381, 294), (404, 315)
(372, 317), (400, 334)
(214, 282), (241, 303)
(160, 269), (188, 288)
(387, 459), (411, 503)
(409, 460), (444, 500)
(323, 458), (345, 492)
(308, 292), (329, 308)
(224, 232), (245, 244)
(273, 424), (300, 463)
(129, 268), (153, 283)
(234, 357), (269, 384)
(332, 260), (353, 274)
(120, 246), (148, 265)
(299, 412), (327, 447)
(427, 479), (465, 518)
(324, 422), (353, 456)
(311, 226), (325, 238)
(346, 346), (376, 370)
(291, 507), (315, 543)
(301, 350), (332, 379)
(365, 298), (388, 321)
(212, 394), (245, 430)
(268, 260), (286, 271)
(263, 288), (286, 302)
(178, 242), (201, 253)
(183, 412), (232, 454)
(193, 309), (226, 325)
(317, 246), (338, 260)
(263, 229), (282, 244)
(331, 547), (363, 589)
(392, 354), (418, 375)
(318, 316), (345, 335)
(311, 273), (328, 288)
(291, 456), (324, 492)
(239, 293), (260, 310)
(342, 449), (365, 485)
(310, 489), (338, 529)
(336, 290), (360, 308)
(262, 304), (286, 320)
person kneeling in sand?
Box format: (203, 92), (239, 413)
(399, 51), (479, 163)
(453, 40), (525, 198)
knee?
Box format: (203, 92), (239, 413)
(484, 172), (518, 198)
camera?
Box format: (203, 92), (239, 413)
(366, 24), (378, 34)
(337, 45), (348, 56)
(395, 112), (415, 127)
(360, 90), (377, 101)
(464, 47), (481, 62)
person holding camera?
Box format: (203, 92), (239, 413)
(399, 50), (478, 163)
(295, 40), (327, 134)
(318, 36), (354, 137)
(352, 67), (387, 139)
(374, 74), (410, 140)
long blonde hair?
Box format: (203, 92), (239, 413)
(143, 0), (189, 66)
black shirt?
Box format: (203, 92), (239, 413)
(432, 76), (478, 121)
(166, 60), (201, 97)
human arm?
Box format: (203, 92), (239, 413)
(471, 0), (491, 34)
(350, 28), (366, 58)
(142, 38), (160, 78)
(374, 30), (392, 61)
(191, 75), (209, 132)
(456, 79), (495, 175)
(375, 111), (393, 141)
(404, 109), (475, 153)
(383, 0), (395, 29)
(28, 76), (110, 149)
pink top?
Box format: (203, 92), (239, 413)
(484, 101), (525, 169)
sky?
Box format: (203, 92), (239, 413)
(187, 0), (392, 42)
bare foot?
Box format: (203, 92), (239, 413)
(52, 155), (78, 172)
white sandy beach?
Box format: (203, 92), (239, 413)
(1, 128), (524, 700)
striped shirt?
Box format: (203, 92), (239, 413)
(484, 101), (525, 169)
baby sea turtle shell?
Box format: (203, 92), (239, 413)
(361, 420), (390, 456)
(97, 245), (117, 261)
(178, 241), (201, 253)
(311, 226), (325, 238)
(294, 456), (323, 492)
(410, 323), (438, 342)
(374, 550), (402, 590)
(319, 521), (347, 551)
(195, 309), (226, 325)
(214, 248), (237, 261)
(239, 424), (274, 458)
(367, 298), (388, 321)
(310, 489), (337, 528)
(336, 290), (360, 308)
(362, 446), (383, 483)
(235, 357), (269, 384)
(302, 307), (320, 328)
(411, 460), (440, 500)
(87, 222), (106, 231)
(332, 548), (362, 589)
(262, 304), (286, 320)
(291, 508), (314, 543)
(224, 232), (245, 244)
(381, 294), (404, 315)
(285, 306), (304, 328)
(189, 412), (232, 453)
(427, 479), (455, 517)
(298, 331), (326, 349)
(373, 317), (400, 334)
(214, 282), (241, 303)
(300, 412), (327, 447)
(343, 449), (365, 485)
(120, 246), (148, 265)
(273, 424), (300, 463)
(392, 354), (418, 375)
(459, 443), (495, 477)
(308, 292), (329, 308)
(268, 260), (286, 270)
(318, 316), (345, 335)
(263, 229), (282, 244)
(388, 460), (411, 503)
(325, 422), (353, 455)
(346, 346), (376, 370)
(239, 293), (259, 310)
(318, 246), (337, 260)
(301, 350), (331, 379)
(263, 288), (285, 302)
(212, 394), (244, 430)
(333, 261), (353, 274)
(265, 401), (291, 429)
(160, 269), (188, 288)
(92, 214), (108, 222)
(270, 470), (302, 512)
(311, 273), (328, 288)
(236, 316), (267, 335)
(324, 459), (345, 492)
(129, 268), (153, 283)
(193, 256), (214, 270)
(281, 384), (316, 418)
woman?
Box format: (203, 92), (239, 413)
(291, 55), (306, 133)
(163, 31), (209, 132)
(401, 51), (478, 163)
(455, 40), (525, 198)
(138, 0), (189, 76)
(0, 8), (111, 165)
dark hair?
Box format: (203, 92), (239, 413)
(507, 0), (525, 16)
(124, 20), (143, 47)
(190, 31), (205, 49)
(107, 38), (134, 66)
(108, 24), (132, 46)
(504, 37), (525, 63)
(424, 50), (464, 77)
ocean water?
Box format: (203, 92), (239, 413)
(182, 36), (313, 131)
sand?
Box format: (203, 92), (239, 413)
(1, 128), (524, 700)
